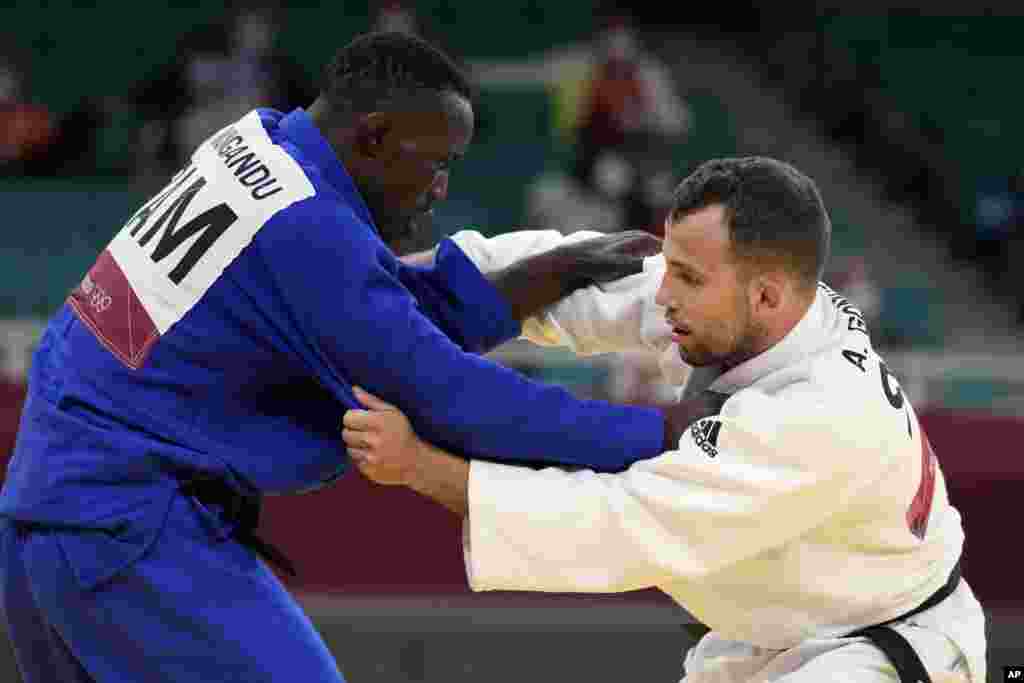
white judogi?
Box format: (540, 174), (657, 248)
(451, 230), (986, 682)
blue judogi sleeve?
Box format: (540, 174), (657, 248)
(257, 200), (665, 472)
(393, 239), (513, 355)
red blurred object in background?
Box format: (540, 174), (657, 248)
(0, 103), (54, 166)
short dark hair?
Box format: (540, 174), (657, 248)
(321, 32), (473, 115)
(669, 157), (831, 289)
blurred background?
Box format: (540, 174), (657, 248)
(1, 0), (1022, 680)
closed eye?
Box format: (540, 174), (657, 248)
(674, 268), (702, 286)
(667, 259), (704, 286)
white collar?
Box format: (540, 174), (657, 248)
(708, 288), (832, 394)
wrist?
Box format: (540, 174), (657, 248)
(404, 441), (472, 517)
(403, 437), (434, 489)
(488, 249), (578, 322)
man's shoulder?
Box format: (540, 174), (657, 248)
(726, 348), (878, 424)
(252, 194), (388, 285)
(744, 347), (910, 459)
(258, 194), (377, 251)
(771, 346), (891, 424)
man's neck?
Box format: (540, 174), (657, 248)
(306, 98), (356, 163)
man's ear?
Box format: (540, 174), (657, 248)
(353, 112), (396, 162)
(752, 271), (785, 314)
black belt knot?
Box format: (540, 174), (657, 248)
(178, 474), (297, 577)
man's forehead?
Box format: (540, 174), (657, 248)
(386, 90), (470, 120)
(391, 93), (472, 145)
(668, 204), (728, 234)
(664, 204), (731, 267)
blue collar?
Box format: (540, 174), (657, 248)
(277, 108), (375, 227)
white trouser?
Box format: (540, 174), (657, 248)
(680, 581), (986, 683)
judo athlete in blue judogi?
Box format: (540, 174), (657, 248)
(0, 33), (683, 682)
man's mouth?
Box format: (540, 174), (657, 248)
(668, 322), (691, 342)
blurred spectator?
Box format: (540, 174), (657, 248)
(573, 25), (651, 171)
(572, 16), (690, 231)
(0, 47), (53, 174)
(132, 4), (315, 181)
(989, 170), (1024, 323)
(1, 39), (106, 177)
(370, 2), (469, 74)
(527, 15), (690, 235)
(525, 168), (625, 234)
(371, 1), (420, 36)
(973, 174), (1022, 291)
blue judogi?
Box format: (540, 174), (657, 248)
(0, 108), (663, 681)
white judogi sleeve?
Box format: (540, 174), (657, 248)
(449, 229), (671, 355)
(464, 386), (870, 593)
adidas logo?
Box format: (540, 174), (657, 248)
(689, 419), (721, 458)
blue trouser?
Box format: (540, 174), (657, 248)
(0, 493), (345, 682)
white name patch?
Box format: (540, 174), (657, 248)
(69, 111), (315, 368)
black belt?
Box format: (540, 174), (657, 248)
(178, 474), (297, 577)
(680, 559), (962, 683)
(847, 559), (962, 683)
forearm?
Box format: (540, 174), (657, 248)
(470, 230), (658, 324)
(486, 247), (586, 323)
(406, 441), (470, 517)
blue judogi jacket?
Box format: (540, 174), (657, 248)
(0, 108), (663, 588)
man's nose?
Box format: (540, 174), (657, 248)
(654, 273), (671, 307)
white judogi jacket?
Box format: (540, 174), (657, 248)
(451, 230), (981, 678)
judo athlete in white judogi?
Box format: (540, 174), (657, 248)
(342, 157), (986, 683)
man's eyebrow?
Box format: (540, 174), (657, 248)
(666, 259), (704, 276)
